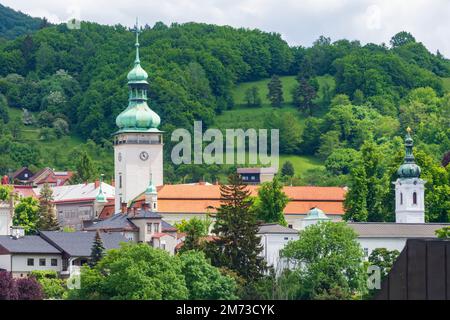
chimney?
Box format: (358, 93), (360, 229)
(121, 202), (128, 214)
(94, 179), (100, 189)
(143, 202), (150, 211)
(10, 226), (25, 239)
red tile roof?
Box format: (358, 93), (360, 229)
(132, 185), (346, 215)
(13, 186), (37, 198)
(152, 232), (175, 239)
(99, 200), (116, 220)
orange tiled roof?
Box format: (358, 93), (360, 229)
(155, 184), (345, 201)
(133, 185), (346, 215)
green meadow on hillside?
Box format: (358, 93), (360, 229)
(6, 106), (111, 173)
(232, 75), (335, 107)
(212, 75), (333, 175)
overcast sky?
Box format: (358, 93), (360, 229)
(3, 0), (450, 57)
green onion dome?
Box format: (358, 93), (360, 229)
(116, 102), (161, 130)
(115, 20), (161, 131)
(397, 128), (421, 179)
(127, 63), (148, 84)
(304, 207), (330, 221)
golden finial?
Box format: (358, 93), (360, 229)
(406, 127), (412, 134)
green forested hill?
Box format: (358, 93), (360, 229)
(0, 3), (44, 39)
(0, 18), (448, 198)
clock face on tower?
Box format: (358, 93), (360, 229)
(140, 151), (149, 161)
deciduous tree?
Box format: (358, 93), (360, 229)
(281, 222), (365, 300)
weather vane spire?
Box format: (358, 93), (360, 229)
(134, 17), (140, 65)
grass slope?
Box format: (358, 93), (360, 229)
(213, 75), (334, 175)
(8, 107), (104, 171)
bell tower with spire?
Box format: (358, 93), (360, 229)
(394, 128), (425, 223)
(114, 19), (163, 212)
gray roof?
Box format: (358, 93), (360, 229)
(348, 223), (450, 238)
(0, 236), (61, 254)
(40, 231), (128, 257)
(129, 210), (162, 219)
(84, 212), (175, 233)
(258, 224), (299, 235)
(162, 220), (177, 232)
(84, 214), (138, 232)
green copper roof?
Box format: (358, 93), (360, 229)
(145, 173), (157, 195)
(127, 23), (148, 84)
(397, 128), (421, 179)
(95, 176), (108, 203)
(116, 18), (161, 133)
(304, 207), (330, 221)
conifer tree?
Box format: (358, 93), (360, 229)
(292, 77), (317, 115)
(37, 183), (59, 231)
(209, 173), (265, 283)
(267, 75), (284, 107)
(89, 230), (105, 267)
(281, 161), (295, 177)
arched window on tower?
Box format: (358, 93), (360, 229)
(413, 192), (417, 205)
(400, 193), (403, 205)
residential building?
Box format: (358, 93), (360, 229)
(85, 179), (178, 255)
(258, 224), (299, 271)
(39, 231), (128, 277)
(34, 181), (115, 230)
(11, 167), (34, 184)
(237, 167), (277, 185)
(12, 167), (74, 187)
(348, 222), (450, 259)
(0, 227), (127, 278)
(0, 233), (62, 278)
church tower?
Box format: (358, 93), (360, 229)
(114, 19), (163, 212)
(394, 128), (425, 223)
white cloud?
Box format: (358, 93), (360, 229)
(2, 0), (450, 56)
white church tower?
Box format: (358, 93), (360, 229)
(114, 20), (163, 212)
(394, 128), (425, 223)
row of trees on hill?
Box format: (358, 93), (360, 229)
(0, 25), (448, 144)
